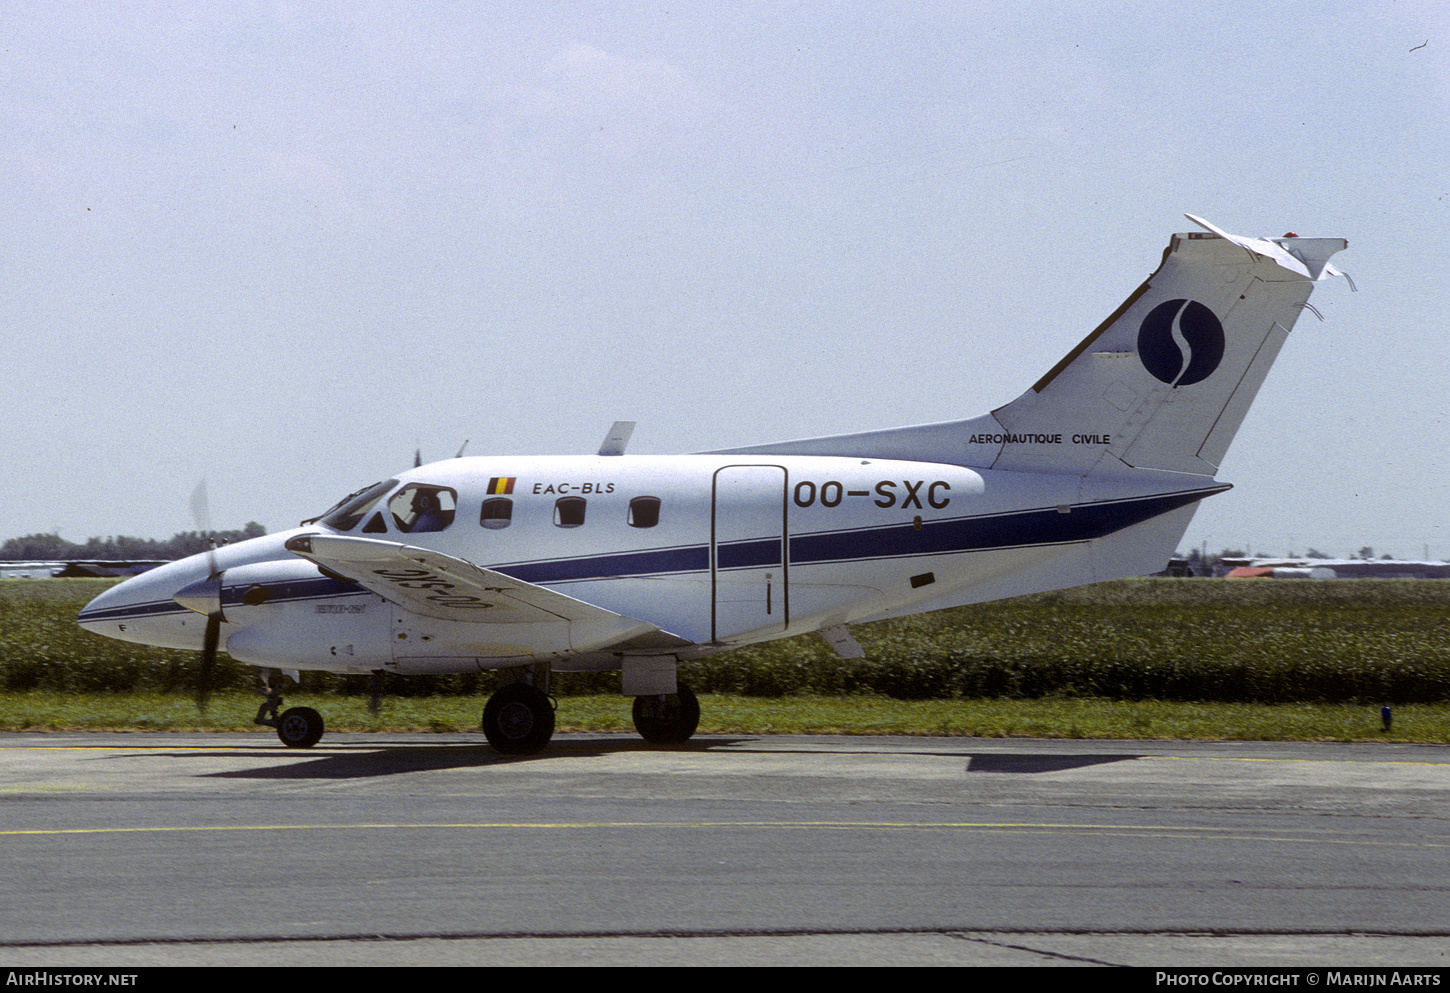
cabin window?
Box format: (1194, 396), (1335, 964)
(554, 496), (586, 528)
(389, 484), (458, 533)
(319, 479), (397, 532)
(628, 496), (661, 528)
(361, 511), (388, 534)
(480, 498), (513, 530)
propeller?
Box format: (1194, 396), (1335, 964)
(197, 594), (222, 713)
(172, 568), (225, 713)
(186, 480), (222, 713)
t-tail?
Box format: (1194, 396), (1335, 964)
(984, 215), (1351, 478)
(716, 215), (1352, 481)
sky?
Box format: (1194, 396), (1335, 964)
(3, 1), (1447, 560)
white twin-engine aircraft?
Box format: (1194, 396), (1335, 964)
(80, 216), (1350, 753)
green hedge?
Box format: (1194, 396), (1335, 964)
(6, 578), (1450, 704)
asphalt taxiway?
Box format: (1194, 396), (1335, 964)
(2, 732), (1447, 966)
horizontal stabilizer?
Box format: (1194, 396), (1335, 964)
(819, 623), (865, 659)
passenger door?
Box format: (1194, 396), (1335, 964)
(711, 465), (788, 642)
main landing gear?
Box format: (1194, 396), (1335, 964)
(632, 682), (700, 745)
(254, 669), (325, 748)
(478, 670), (701, 755)
(481, 682), (556, 755)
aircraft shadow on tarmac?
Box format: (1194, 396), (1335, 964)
(105, 740), (1142, 780)
(964, 753), (1141, 774)
(187, 736), (755, 780)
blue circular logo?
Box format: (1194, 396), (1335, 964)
(1137, 299), (1224, 386)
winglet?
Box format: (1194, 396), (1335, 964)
(598, 421), (635, 456)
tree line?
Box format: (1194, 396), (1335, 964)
(1, 524), (267, 562)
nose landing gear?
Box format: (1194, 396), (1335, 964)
(254, 669), (326, 748)
(276, 706), (325, 748)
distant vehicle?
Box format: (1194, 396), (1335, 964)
(1225, 558), (1450, 580)
(52, 561), (167, 578)
(0, 561), (163, 579)
(1225, 565), (1339, 580)
(79, 216), (1350, 752)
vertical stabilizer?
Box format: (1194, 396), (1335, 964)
(987, 219), (1349, 477)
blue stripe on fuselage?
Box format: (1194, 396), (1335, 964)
(496, 543), (710, 584)
(496, 487), (1221, 583)
(788, 487), (1216, 567)
(78, 575), (368, 624)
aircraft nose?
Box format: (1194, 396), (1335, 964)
(77, 580), (129, 632)
(77, 556), (215, 649)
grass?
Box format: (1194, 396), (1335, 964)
(5, 576), (1450, 742)
(0, 690), (1440, 743)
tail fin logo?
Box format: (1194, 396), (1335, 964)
(1137, 299), (1225, 386)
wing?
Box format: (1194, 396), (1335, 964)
(283, 534), (684, 652)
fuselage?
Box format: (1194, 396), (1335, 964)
(79, 453), (1221, 675)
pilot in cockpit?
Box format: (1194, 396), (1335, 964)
(406, 490), (450, 533)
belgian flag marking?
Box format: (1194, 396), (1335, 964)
(487, 477), (516, 495)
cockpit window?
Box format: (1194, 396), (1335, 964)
(389, 484), (458, 533)
(318, 479), (398, 531)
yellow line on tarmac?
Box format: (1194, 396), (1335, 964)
(0, 821), (1445, 849)
(1160, 754), (1450, 768)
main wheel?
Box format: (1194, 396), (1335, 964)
(277, 706), (325, 748)
(482, 683), (555, 755)
(632, 682), (700, 744)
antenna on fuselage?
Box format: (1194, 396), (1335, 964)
(598, 421), (635, 456)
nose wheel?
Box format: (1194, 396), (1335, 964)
(276, 706), (325, 748)
(254, 670), (325, 748)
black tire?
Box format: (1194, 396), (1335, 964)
(277, 706), (325, 748)
(482, 683), (555, 755)
(632, 682), (700, 745)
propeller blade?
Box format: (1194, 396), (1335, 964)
(198, 607), (221, 713)
(188, 479), (223, 715)
(190, 477), (221, 578)
(189, 478), (212, 533)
